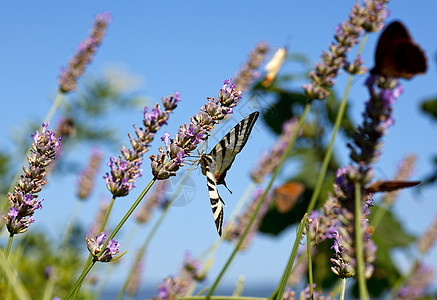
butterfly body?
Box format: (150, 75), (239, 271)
(199, 111), (259, 236)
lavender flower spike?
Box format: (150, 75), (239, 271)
(151, 79), (241, 180)
(331, 76), (402, 279)
(232, 41), (270, 92)
(86, 232), (121, 262)
(59, 12), (112, 93)
(5, 123), (61, 235)
(104, 93), (180, 197)
(302, 0), (389, 100)
(396, 263), (434, 300)
(77, 148), (102, 200)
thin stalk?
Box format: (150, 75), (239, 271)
(65, 259), (96, 300)
(305, 75), (352, 213)
(73, 196), (116, 297)
(227, 182), (256, 222)
(306, 221), (313, 300)
(355, 183), (368, 300)
(66, 178), (156, 299)
(181, 297), (267, 300)
(116, 178), (177, 300)
(0, 234), (14, 285)
(44, 93), (64, 124)
(340, 278), (346, 300)
(61, 200), (84, 246)
(271, 215), (307, 300)
(42, 200), (85, 300)
(0, 248), (30, 300)
(305, 34), (368, 214)
(206, 102), (311, 299)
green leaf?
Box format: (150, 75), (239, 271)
(421, 98), (437, 120)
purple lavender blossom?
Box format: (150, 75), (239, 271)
(300, 283), (334, 300)
(181, 251), (204, 282)
(251, 119), (299, 183)
(153, 252), (204, 299)
(154, 277), (189, 300)
(396, 263), (434, 300)
(55, 117), (76, 139)
(302, 0), (389, 100)
(418, 216), (437, 254)
(330, 75), (402, 279)
(5, 123), (61, 235)
(308, 195), (339, 244)
(150, 79), (241, 180)
(232, 42), (270, 91)
(86, 232), (120, 262)
(344, 54), (368, 75)
(223, 189), (272, 250)
(77, 148), (102, 200)
(105, 93), (180, 197)
(59, 12), (112, 93)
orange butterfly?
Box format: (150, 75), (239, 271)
(274, 182), (305, 213)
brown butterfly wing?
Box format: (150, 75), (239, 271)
(371, 21), (427, 79)
(365, 180), (420, 194)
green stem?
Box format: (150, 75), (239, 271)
(0, 234), (14, 285)
(44, 93), (64, 124)
(206, 103), (311, 299)
(42, 200), (85, 300)
(67, 178), (156, 299)
(305, 75), (352, 213)
(61, 200), (84, 246)
(73, 196), (116, 297)
(181, 297), (267, 300)
(4, 234), (13, 258)
(65, 259), (96, 300)
(340, 278), (346, 300)
(355, 182), (368, 300)
(305, 33), (368, 214)
(306, 221), (313, 300)
(227, 182), (256, 222)
(116, 178), (175, 300)
(271, 215), (307, 300)
(0, 247), (30, 300)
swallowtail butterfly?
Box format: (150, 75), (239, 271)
(199, 111), (259, 236)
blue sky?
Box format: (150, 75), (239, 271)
(1, 1), (437, 296)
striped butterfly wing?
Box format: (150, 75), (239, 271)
(200, 154), (224, 235)
(209, 111), (259, 187)
(200, 111), (259, 236)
